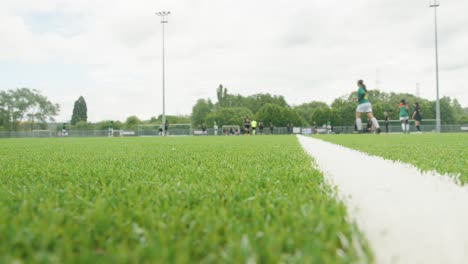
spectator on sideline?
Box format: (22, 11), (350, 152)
(269, 122), (274, 134)
(258, 121), (264, 135)
(384, 111), (390, 133)
(412, 102), (422, 133)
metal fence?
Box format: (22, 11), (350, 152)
(0, 124), (467, 138)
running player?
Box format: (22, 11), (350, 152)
(412, 102), (422, 133)
(398, 99), (410, 133)
(354, 80), (381, 134)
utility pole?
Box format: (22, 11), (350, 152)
(429, 1), (441, 132)
(156, 11), (170, 135)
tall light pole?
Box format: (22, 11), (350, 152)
(430, 1), (441, 133)
(156, 11), (170, 135)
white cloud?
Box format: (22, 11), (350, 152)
(0, 0), (467, 122)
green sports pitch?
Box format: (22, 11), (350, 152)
(315, 133), (468, 184)
(0, 136), (371, 263)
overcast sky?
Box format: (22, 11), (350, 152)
(1, 0), (467, 122)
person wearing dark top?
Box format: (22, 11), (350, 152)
(243, 115), (251, 135)
(366, 119), (373, 133)
(412, 102), (422, 132)
(258, 121), (264, 135)
(384, 111), (390, 133)
(269, 122), (274, 134)
(201, 123), (207, 135)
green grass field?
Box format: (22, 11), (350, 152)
(0, 136), (371, 263)
(316, 133), (468, 183)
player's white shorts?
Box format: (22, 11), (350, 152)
(356, 102), (373, 113)
(400, 116), (409, 121)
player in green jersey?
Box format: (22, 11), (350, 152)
(354, 80), (381, 134)
(398, 99), (410, 133)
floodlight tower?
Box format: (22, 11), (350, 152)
(429, 1), (441, 133)
(156, 11), (170, 135)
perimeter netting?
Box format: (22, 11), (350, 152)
(137, 123), (192, 136)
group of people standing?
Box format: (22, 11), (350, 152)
(355, 80), (423, 134)
(243, 115), (277, 135)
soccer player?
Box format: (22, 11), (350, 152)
(354, 80), (381, 134)
(251, 119), (257, 135)
(243, 115), (251, 135)
(108, 121), (114, 137)
(269, 121), (274, 134)
(258, 121), (264, 135)
(398, 99), (410, 133)
(214, 122), (218, 136)
(412, 102), (422, 133)
(384, 111), (390, 133)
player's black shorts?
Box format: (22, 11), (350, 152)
(414, 114), (422, 121)
(244, 124), (251, 129)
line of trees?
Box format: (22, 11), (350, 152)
(192, 84), (468, 128)
(1, 86), (467, 132)
(192, 85), (303, 128)
(0, 88), (60, 131)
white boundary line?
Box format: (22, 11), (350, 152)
(297, 135), (468, 264)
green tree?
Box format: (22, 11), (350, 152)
(216, 84), (228, 108)
(125, 116), (141, 129)
(330, 97), (355, 126)
(73, 121), (94, 131)
(256, 104), (285, 126)
(294, 101), (329, 125)
(150, 115), (191, 124)
(192, 99), (214, 128)
(311, 107), (332, 127)
(94, 120), (122, 130)
(71, 96), (88, 125)
(255, 104), (302, 127)
(0, 88), (60, 131)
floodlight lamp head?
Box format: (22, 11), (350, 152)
(429, 0), (440, 7)
(156, 11), (171, 16)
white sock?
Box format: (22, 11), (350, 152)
(401, 123), (405, 131)
(406, 124), (410, 132)
(371, 117), (380, 129)
(356, 118), (362, 130)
